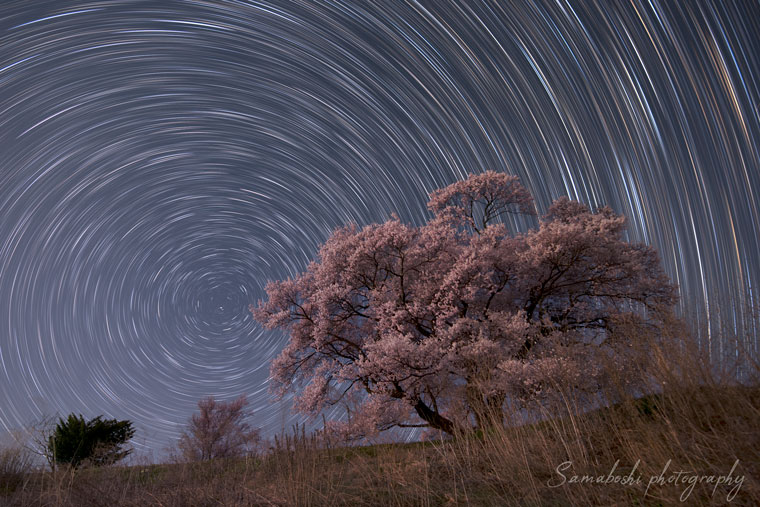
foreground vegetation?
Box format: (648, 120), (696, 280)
(2, 337), (758, 506)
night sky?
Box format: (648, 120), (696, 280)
(1, 1), (758, 454)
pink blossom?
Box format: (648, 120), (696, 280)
(253, 172), (677, 437)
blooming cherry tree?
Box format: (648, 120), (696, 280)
(252, 172), (677, 437)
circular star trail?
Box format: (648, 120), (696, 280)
(1, 1), (759, 452)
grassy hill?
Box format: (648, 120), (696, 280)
(3, 339), (759, 506)
(3, 383), (758, 506)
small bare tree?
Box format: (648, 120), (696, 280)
(177, 395), (260, 461)
(24, 414), (58, 469)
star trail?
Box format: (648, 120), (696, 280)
(1, 1), (759, 453)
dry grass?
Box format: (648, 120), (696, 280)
(2, 333), (758, 506)
(0, 441), (34, 496)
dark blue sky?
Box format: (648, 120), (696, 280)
(1, 0), (758, 454)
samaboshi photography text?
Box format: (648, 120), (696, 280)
(548, 459), (746, 502)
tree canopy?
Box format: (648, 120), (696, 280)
(253, 172), (677, 438)
(47, 414), (134, 468)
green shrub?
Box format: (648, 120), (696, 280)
(47, 414), (135, 468)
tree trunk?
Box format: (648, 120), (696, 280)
(413, 399), (459, 435)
